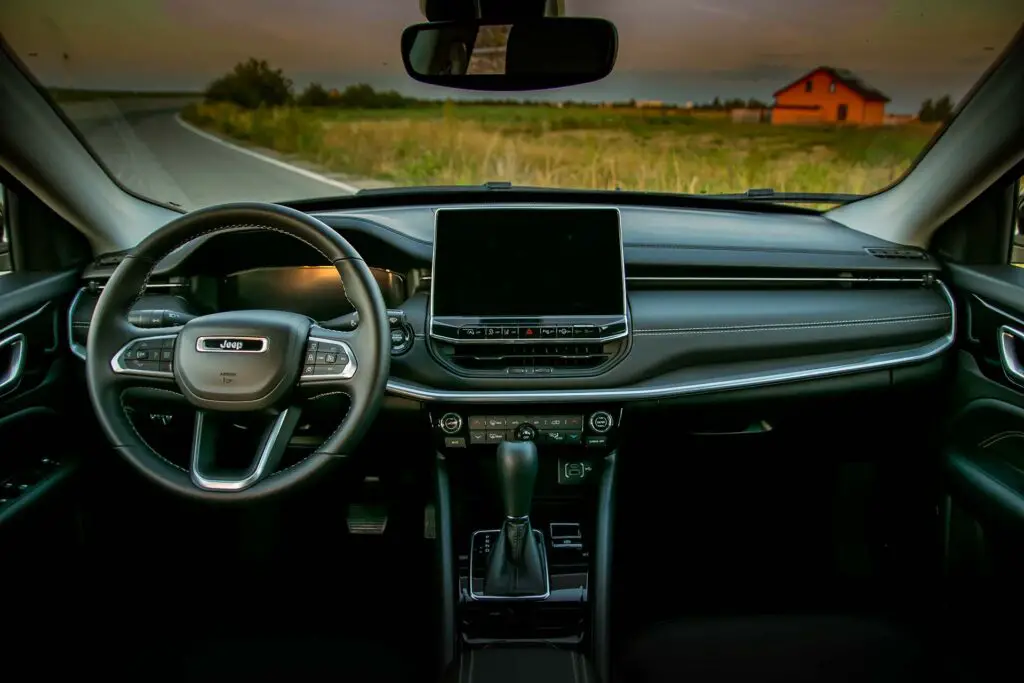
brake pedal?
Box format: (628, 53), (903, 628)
(347, 503), (388, 535)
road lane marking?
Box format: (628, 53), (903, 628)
(174, 114), (361, 195)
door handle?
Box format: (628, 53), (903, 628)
(997, 325), (1024, 387)
(0, 332), (26, 397)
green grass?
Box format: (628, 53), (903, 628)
(181, 101), (940, 196)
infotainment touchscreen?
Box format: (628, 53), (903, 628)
(430, 208), (625, 319)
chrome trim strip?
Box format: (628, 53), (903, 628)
(0, 333), (27, 396)
(998, 325), (1024, 387)
(627, 276), (928, 283)
(195, 335), (268, 353)
(298, 336), (358, 381)
(0, 302), (50, 337)
(68, 287), (88, 360)
(110, 334), (177, 378)
(427, 206), (630, 343)
(96, 282), (184, 290)
(385, 281), (956, 404)
(971, 294), (1024, 328)
(190, 408), (294, 492)
(468, 528), (551, 602)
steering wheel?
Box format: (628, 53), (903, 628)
(85, 203), (391, 502)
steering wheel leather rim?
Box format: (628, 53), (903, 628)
(85, 202), (391, 502)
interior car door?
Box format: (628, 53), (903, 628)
(940, 178), (1024, 582)
(0, 182), (87, 560)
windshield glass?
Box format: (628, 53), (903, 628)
(1, 1), (1021, 209)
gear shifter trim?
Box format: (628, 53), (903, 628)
(469, 529), (551, 601)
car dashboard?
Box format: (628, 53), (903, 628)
(68, 198), (953, 457)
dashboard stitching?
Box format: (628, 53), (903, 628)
(634, 313), (950, 335)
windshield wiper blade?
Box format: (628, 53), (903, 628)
(356, 181), (522, 195)
(708, 188), (862, 204)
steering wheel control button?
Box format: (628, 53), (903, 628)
(439, 412), (463, 435)
(588, 411), (614, 433)
(112, 335), (177, 377)
(299, 336), (356, 382)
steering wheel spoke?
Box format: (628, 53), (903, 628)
(297, 325), (359, 388)
(189, 408), (302, 492)
(109, 329), (181, 388)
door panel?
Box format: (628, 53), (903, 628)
(0, 270), (83, 554)
(943, 264), (1024, 578)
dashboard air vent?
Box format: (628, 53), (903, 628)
(94, 251), (129, 267)
(444, 341), (613, 372)
(864, 247), (928, 260)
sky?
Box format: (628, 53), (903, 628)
(1, 0), (1021, 113)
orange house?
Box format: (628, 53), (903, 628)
(771, 67), (889, 125)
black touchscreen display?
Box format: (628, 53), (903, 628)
(431, 208), (624, 318)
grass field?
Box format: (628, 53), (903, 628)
(181, 101), (940, 196)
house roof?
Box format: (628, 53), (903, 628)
(773, 67), (891, 103)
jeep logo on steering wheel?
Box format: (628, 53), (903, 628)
(195, 336), (269, 353)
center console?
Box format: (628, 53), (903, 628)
(433, 404), (618, 645)
(427, 207), (625, 681)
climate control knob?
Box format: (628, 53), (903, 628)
(588, 411), (614, 434)
(439, 412), (463, 435)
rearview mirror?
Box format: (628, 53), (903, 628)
(401, 18), (617, 91)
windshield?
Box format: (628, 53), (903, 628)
(1, 1), (1021, 210)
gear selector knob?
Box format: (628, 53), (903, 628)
(495, 439), (539, 519)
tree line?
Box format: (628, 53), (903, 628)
(205, 58), (952, 120)
(918, 96), (954, 123)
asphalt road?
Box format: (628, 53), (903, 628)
(64, 99), (359, 209)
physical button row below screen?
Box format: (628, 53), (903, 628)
(468, 415), (583, 430)
(458, 325), (601, 340)
(464, 429), (582, 446)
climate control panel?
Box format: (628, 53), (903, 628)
(433, 408), (619, 450)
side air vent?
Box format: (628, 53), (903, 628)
(434, 339), (624, 375)
(865, 247), (928, 260)
(94, 251), (129, 267)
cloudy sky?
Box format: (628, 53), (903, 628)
(1, 0), (1021, 113)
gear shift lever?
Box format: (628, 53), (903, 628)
(496, 439), (539, 520)
(482, 439), (548, 597)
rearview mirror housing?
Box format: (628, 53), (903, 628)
(401, 18), (617, 91)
